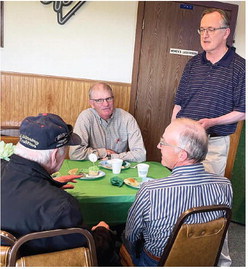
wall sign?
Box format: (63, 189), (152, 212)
(170, 48), (198, 57)
(41, 1), (86, 25)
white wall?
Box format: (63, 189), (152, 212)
(1, 1), (138, 83)
(1, 1), (246, 83)
(224, 1), (246, 58)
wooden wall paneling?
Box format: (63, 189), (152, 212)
(0, 136), (19, 145)
(1, 72), (131, 127)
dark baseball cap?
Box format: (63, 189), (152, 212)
(19, 113), (81, 150)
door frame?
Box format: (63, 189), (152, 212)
(130, 1), (240, 177)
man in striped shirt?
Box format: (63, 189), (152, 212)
(124, 118), (232, 266)
(172, 8), (245, 177)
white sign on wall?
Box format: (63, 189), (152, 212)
(170, 48), (198, 56)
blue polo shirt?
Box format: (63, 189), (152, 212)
(175, 47), (245, 136)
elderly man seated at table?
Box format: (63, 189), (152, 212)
(69, 82), (146, 162)
(1, 113), (119, 266)
(123, 118), (233, 266)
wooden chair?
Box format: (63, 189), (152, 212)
(1, 228), (97, 267)
(0, 230), (17, 267)
(120, 205), (231, 267)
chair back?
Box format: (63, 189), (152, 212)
(158, 205), (231, 266)
(7, 228), (97, 267)
(0, 230), (17, 267)
(119, 244), (135, 266)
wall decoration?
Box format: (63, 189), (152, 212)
(41, 1), (86, 25)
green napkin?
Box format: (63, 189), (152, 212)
(110, 176), (124, 187)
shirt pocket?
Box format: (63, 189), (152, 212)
(114, 132), (128, 152)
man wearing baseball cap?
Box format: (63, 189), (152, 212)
(1, 113), (116, 265)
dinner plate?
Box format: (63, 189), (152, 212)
(99, 160), (131, 170)
(140, 177), (154, 183)
(124, 177), (142, 189)
(79, 170), (105, 180)
(124, 177), (154, 189)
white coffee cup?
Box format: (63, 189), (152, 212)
(137, 163), (149, 178)
(111, 159), (123, 174)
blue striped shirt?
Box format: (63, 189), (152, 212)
(125, 163), (233, 257)
(175, 47), (245, 136)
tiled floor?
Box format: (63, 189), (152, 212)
(229, 222), (245, 267)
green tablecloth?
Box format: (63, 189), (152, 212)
(60, 160), (170, 226)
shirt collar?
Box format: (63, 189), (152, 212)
(171, 163), (206, 175)
(9, 154), (65, 188)
(201, 46), (235, 67)
(91, 108), (116, 124)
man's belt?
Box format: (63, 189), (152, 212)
(209, 134), (221, 137)
(144, 248), (160, 262)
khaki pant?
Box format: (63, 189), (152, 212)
(203, 136), (231, 267)
(203, 136), (230, 177)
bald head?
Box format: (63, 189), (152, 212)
(89, 82), (113, 99)
(166, 118), (208, 162)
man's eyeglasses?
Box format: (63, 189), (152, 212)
(197, 27), (228, 35)
(90, 96), (114, 104)
(159, 137), (189, 155)
(159, 138), (179, 149)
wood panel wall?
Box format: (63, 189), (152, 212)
(0, 71), (242, 179)
(1, 72), (131, 127)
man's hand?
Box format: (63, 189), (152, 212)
(91, 221), (110, 231)
(101, 149), (117, 160)
(54, 175), (82, 189)
(106, 149), (117, 155)
(198, 118), (216, 129)
(61, 184), (75, 190)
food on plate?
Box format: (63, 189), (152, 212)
(124, 177), (140, 187)
(68, 168), (79, 175)
(68, 168), (86, 177)
(88, 166), (99, 176)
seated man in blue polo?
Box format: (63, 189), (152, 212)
(1, 113), (116, 265)
(123, 118), (232, 266)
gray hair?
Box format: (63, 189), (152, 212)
(14, 143), (66, 166)
(201, 8), (230, 27)
(89, 82), (113, 99)
(176, 118), (208, 163)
